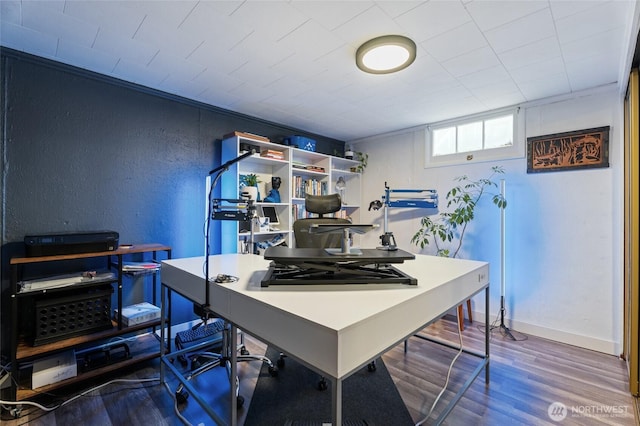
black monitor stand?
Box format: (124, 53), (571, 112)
(260, 246), (417, 287)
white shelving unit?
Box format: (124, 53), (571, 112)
(219, 133), (362, 252)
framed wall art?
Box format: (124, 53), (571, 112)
(526, 126), (610, 173)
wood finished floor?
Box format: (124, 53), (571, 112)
(2, 316), (637, 425)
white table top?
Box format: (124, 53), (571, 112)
(162, 253), (488, 379)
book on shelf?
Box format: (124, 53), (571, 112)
(291, 162), (325, 173)
(225, 131), (270, 142)
(18, 271), (115, 293)
(260, 149), (285, 160)
(121, 261), (160, 272)
(305, 165), (325, 172)
(292, 176), (328, 198)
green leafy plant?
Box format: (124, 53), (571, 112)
(411, 166), (507, 258)
(354, 152), (368, 172)
(240, 173), (260, 187)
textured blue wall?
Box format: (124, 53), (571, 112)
(1, 50), (343, 332)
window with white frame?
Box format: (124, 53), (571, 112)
(425, 108), (524, 168)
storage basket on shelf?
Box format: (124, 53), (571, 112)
(25, 284), (114, 346)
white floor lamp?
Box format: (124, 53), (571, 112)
(493, 179), (517, 340)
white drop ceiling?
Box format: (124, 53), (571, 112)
(0, 0), (637, 141)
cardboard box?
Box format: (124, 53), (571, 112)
(115, 302), (161, 326)
(32, 350), (77, 389)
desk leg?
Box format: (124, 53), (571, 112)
(160, 284), (166, 386)
(485, 286), (490, 383)
(331, 377), (342, 426)
(159, 285), (172, 383)
(230, 324), (238, 426)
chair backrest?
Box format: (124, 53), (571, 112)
(293, 193), (351, 248)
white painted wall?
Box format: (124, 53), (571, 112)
(352, 86), (623, 355)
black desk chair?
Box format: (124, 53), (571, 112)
(293, 193), (351, 248)
(174, 303), (277, 408)
(292, 193), (376, 390)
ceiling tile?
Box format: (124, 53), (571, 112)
(0, 20), (58, 57)
(112, 58), (169, 87)
(291, 0), (374, 31)
(561, 27), (624, 63)
(549, 0), (610, 20)
(64, 1), (145, 38)
(56, 39), (118, 74)
(469, 79), (522, 100)
(394, 0), (472, 42)
(484, 7), (555, 53)
(230, 1), (309, 42)
(510, 56), (567, 84)
(422, 21), (487, 62)
(441, 46), (502, 78)
(518, 73), (571, 100)
(22, 1), (98, 48)
(554, 0), (632, 45)
(565, 52), (620, 91)
(332, 4), (404, 46)
(375, 1), (423, 19)
(0, 1), (21, 25)
(93, 29), (158, 65)
(0, 0), (635, 140)
(133, 14), (204, 59)
(147, 50), (207, 82)
(498, 36), (561, 70)
(465, 0), (548, 31)
(139, 1), (198, 30)
(458, 65), (512, 89)
(278, 19), (346, 62)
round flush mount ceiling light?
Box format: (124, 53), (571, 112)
(356, 35), (416, 74)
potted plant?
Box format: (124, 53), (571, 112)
(411, 166), (507, 258)
(240, 173), (261, 201)
(350, 152), (368, 173)
(344, 146), (354, 160)
(411, 166), (506, 329)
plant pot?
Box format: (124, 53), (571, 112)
(345, 150), (354, 160)
(242, 186), (259, 201)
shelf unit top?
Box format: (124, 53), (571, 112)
(11, 243), (171, 265)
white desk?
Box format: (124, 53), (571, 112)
(161, 253), (490, 425)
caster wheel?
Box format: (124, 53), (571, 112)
(277, 356), (285, 368)
(317, 379), (328, 391)
(367, 361), (376, 372)
(268, 366), (278, 377)
(237, 395), (245, 409)
(240, 346), (250, 356)
(176, 389), (189, 404)
(10, 406), (23, 418)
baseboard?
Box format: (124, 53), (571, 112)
(471, 310), (620, 355)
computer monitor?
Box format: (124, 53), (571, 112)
(261, 205), (279, 225)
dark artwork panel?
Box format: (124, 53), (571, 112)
(527, 126), (609, 173)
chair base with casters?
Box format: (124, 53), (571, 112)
(173, 305), (277, 408)
(273, 353), (377, 391)
(292, 193), (377, 390)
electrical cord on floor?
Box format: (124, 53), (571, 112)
(0, 377), (160, 420)
(481, 305), (528, 341)
(164, 382), (192, 426)
(415, 309), (465, 426)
